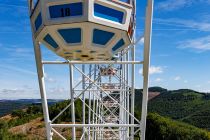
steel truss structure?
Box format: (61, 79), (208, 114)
(30, 0), (154, 140)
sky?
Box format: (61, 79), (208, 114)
(0, 0), (210, 99)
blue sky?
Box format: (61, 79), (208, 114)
(0, 0), (210, 99)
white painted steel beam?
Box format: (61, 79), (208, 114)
(33, 43), (52, 140)
(141, 0), (154, 140)
(42, 61), (143, 65)
(82, 64), (86, 140)
(51, 124), (140, 128)
(69, 64), (76, 140)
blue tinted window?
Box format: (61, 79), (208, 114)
(58, 28), (81, 44)
(112, 39), (125, 52)
(44, 34), (59, 49)
(34, 13), (42, 31)
(93, 29), (114, 46)
(94, 3), (124, 23)
(120, 0), (130, 3)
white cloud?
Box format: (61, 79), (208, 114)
(0, 4), (27, 9)
(156, 0), (192, 11)
(47, 77), (57, 83)
(77, 77), (82, 82)
(157, 54), (170, 57)
(0, 87), (39, 100)
(174, 76), (181, 81)
(44, 73), (57, 83)
(178, 36), (210, 52)
(154, 18), (210, 32)
(49, 87), (66, 94)
(1, 88), (25, 94)
(149, 66), (164, 74)
(0, 3), (30, 34)
(155, 78), (163, 82)
(0, 64), (36, 76)
(208, 81), (210, 84)
(139, 66), (164, 75)
(184, 80), (188, 83)
(138, 37), (144, 45)
(156, 0), (210, 11)
(195, 85), (201, 88)
(1, 44), (34, 62)
(140, 37), (144, 43)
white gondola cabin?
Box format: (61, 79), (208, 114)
(29, 0), (135, 61)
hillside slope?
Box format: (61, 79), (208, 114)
(146, 113), (210, 140)
(134, 88), (210, 130)
(0, 99), (60, 117)
(1, 98), (210, 140)
(1, 111), (210, 140)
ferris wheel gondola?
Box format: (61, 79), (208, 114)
(29, 0), (136, 61)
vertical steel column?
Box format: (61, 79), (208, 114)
(88, 65), (92, 140)
(95, 65), (101, 140)
(34, 43), (52, 140)
(131, 47), (135, 140)
(141, 0), (154, 140)
(119, 55), (123, 139)
(126, 52), (130, 138)
(131, 0), (136, 138)
(27, 2), (52, 139)
(92, 65), (97, 140)
(100, 96), (104, 139)
(92, 93), (96, 139)
(82, 65), (86, 139)
(123, 54), (126, 140)
(95, 74), (99, 140)
(98, 94), (102, 139)
(95, 98), (99, 139)
(69, 64), (76, 140)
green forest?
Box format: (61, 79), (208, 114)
(1, 87), (210, 139)
(147, 88), (210, 130)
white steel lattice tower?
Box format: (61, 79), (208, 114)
(28, 0), (154, 139)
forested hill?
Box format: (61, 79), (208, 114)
(0, 99), (61, 117)
(135, 87), (210, 130)
(1, 87), (210, 139)
(1, 99), (210, 140)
